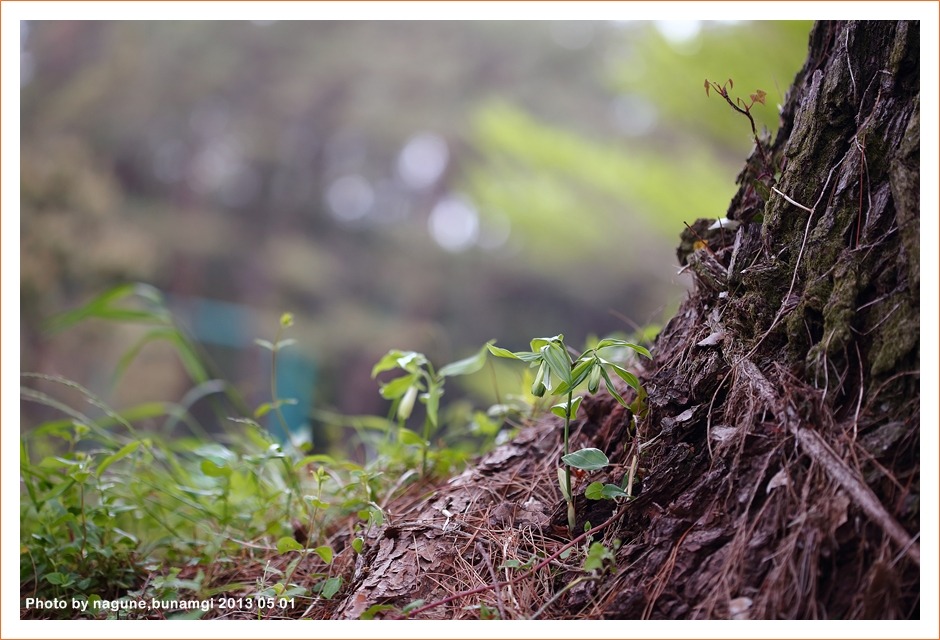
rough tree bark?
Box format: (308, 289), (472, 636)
(331, 20), (920, 620)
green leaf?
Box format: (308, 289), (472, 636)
(276, 537), (304, 554)
(630, 384), (649, 418)
(395, 351), (427, 371)
(398, 428), (428, 448)
(371, 350), (423, 377)
(600, 367), (627, 406)
(585, 481), (606, 500)
(112, 326), (209, 385)
(561, 447), (609, 471)
(550, 395), (582, 420)
(360, 604), (396, 620)
(541, 343), (573, 387)
(306, 496), (330, 509)
(553, 357), (594, 395)
(487, 344), (540, 362)
(45, 282), (169, 334)
(44, 572), (71, 586)
(295, 454), (337, 469)
(421, 382), (444, 427)
(585, 482), (630, 500)
(530, 334), (563, 352)
(487, 344), (520, 359)
(315, 576), (342, 599)
(165, 331), (211, 384)
(254, 401), (273, 418)
(95, 440), (141, 477)
(570, 357), (595, 386)
(379, 374), (419, 400)
(606, 362), (643, 394)
(254, 338), (275, 351)
(314, 545), (334, 564)
(401, 599), (425, 614)
(274, 338), (297, 350)
(439, 340), (494, 377)
(200, 458), (232, 478)
(39, 455), (80, 469)
(582, 542), (614, 572)
(351, 537), (364, 554)
(70, 467), (91, 483)
(595, 339), (652, 360)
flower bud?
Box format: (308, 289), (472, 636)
(398, 385), (418, 421)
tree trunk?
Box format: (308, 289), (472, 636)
(332, 20), (920, 619)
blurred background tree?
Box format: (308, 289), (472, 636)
(20, 20), (812, 451)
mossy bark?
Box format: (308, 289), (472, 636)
(617, 20), (920, 619)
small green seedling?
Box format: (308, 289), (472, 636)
(254, 312), (299, 438)
(488, 335), (650, 534)
(372, 341), (493, 476)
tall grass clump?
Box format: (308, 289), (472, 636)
(19, 285), (386, 618)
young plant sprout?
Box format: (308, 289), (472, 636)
(488, 335), (650, 534)
(372, 341), (493, 477)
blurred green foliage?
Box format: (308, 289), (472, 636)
(607, 21), (813, 147)
(20, 21), (812, 443)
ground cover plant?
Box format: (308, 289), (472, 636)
(21, 282), (653, 619)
